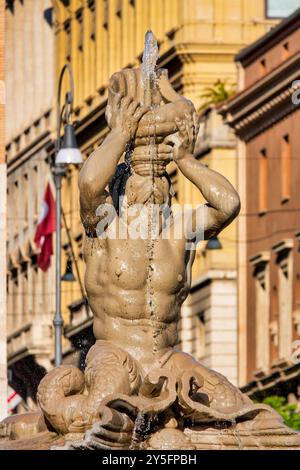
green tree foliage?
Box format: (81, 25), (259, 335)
(262, 396), (300, 431)
(200, 79), (236, 110)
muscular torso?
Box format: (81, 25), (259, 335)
(83, 225), (194, 372)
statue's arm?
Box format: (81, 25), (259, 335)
(172, 114), (240, 241)
(177, 156), (240, 239)
(78, 94), (148, 236)
(78, 129), (128, 236)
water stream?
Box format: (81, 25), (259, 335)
(230, 418), (244, 450)
(142, 31), (160, 356)
(128, 31), (161, 450)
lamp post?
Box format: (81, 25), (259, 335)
(53, 64), (83, 367)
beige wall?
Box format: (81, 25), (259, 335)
(5, 0), (54, 146)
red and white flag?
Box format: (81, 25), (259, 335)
(34, 182), (56, 272)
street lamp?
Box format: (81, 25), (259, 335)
(206, 236), (222, 250)
(53, 64), (83, 367)
(61, 256), (76, 282)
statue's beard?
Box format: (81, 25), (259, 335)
(125, 174), (170, 206)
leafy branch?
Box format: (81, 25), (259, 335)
(262, 395), (300, 431)
(199, 79), (236, 110)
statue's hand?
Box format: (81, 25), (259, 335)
(172, 112), (200, 162)
(112, 93), (149, 142)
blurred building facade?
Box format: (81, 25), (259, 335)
(0, 0), (6, 420)
(6, 1), (299, 415)
(222, 8), (300, 399)
(5, 0), (55, 411)
(54, 0), (281, 385)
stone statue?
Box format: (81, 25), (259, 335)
(1, 32), (300, 450)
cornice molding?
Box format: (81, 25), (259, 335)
(236, 12), (300, 66)
(7, 130), (52, 175)
(222, 52), (300, 141)
(234, 87), (299, 142)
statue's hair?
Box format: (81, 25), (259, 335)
(109, 163), (132, 216)
(109, 163), (173, 216)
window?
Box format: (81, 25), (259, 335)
(6, 188), (9, 241)
(14, 137), (20, 153)
(259, 148), (268, 213)
(281, 134), (291, 201)
(259, 59), (267, 78)
(76, 9), (83, 52)
(33, 165), (38, 220)
(64, 19), (71, 61)
(23, 173), (28, 228)
(6, 0), (14, 14)
(272, 240), (294, 360)
(21, 262), (29, 323)
(116, 0), (122, 18)
(13, 180), (19, 234)
(250, 252), (271, 372)
(266, 0), (300, 18)
(283, 42), (290, 60)
(103, 0), (109, 29)
(88, 0), (96, 40)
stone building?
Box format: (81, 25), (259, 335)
(221, 8), (300, 398)
(0, 0), (6, 420)
(5, 0), (55, 411)
(54, 0), (282, 385)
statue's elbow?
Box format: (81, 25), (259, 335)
(78, 172), (97, 194)
(222, 193), (240, 225)
(230, 194), (241, 219)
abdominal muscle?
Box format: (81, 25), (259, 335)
(86, 270), (182, 371)
(92, 310), (179, 373)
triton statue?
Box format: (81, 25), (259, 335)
(1, 32), (300, 450)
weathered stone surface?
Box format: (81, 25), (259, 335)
(0, 431), (64, 450)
